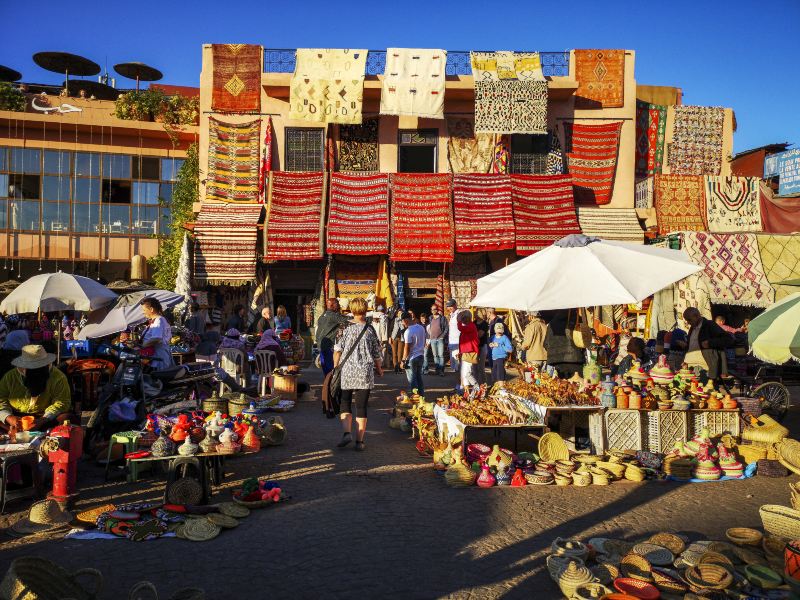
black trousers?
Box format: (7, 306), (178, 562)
(491, 358), (507, 382)
(340, 389), (370, 418)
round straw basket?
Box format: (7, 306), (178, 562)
(725, 527), (763, 546)
(760, 504), (800, 541)
(736, 443), (768, 464)
(625, 464), (646, 482)
(0, 557), (103, 600)
(538, 432), (570, 462)
(778, 439), (800, 476)
(202, 397), (228, 414)
(685, 563), (733, 591)
(226, 396), (251, 416)
(620, 553), (653, 581)
(596, 461), (626, 479)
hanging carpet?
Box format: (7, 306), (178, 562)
(576, 208), (644, 243)
(380, 48), (446, 119)
(674, 272), (713, 321)
(390, 173), (454, 262)
(667, 105), (725, 176)
(654, 174), (707, 235)
(334, 258), (379, 300)
(211, 44), (262, 113)
(759, 181), (800, 234)
(756, 234), (800, 301)
(565, 121), (623, 206)
(338, 118), (379, 172)
(635, 100), (667, 178)
(206, 118), (260, 203)
(289, 49), (367, 124)
(264, 171), (325, 260)
(193, 203), (263, 286)
(545, 129), (565, 175)
(446, 117), (494, 174)
(511, 174), (581, 255)
(704, 176), (762, 232)
(327, 173), (390, 255)
(635, 176), (654, 209)
(574, 49), (625, 108)
(450, 253), (487, 307)
(452, 174), (514, 253)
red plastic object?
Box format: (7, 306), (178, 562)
(124, 450), (151, 460)
(613, 577), (660, 599)
(47, 421), (84, 503)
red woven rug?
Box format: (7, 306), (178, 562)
(211, 44), (261, 113)
(511, 174), (580, 255)
(327, 173), (390, 255)
(194, 203), (263, 285)
(565, 121), (622, 206)
(264, 172), (325, 260)
(574, 49), (625, 108)
(453, 174), (514, 253)
(390, 173), (454, 262)
(654, 174), (707, 235)
(206, 118), (260, 203)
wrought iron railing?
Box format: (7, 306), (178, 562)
(263, 49), (570, 77)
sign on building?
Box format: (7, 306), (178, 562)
(776, 149), (800, 196)
(764, 154), (779, 178)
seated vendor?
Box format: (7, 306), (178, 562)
(613, 337), (653, 377)
(0, 344), (72, 432)
(254, 329), (288, 366)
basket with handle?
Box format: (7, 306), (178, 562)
(760, 504), (800, 541)
(742, 414), (789, 446)
(777, 438), (800, 476)
(0, 556), (103, 600)
(736, 443), (768, 464)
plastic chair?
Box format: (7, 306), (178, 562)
(253, 350), (279, 396)
(1, 450), (41, 514)
(105, 430), (146, 483)
(218, 348), (247, 393)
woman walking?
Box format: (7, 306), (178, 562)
(456, 311), (480, 394)
(333, 298), (383, 451)
(390, 308), (406, 373)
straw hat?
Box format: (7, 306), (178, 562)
(11, 345), (55, 370)
(10, 499), (73, 536)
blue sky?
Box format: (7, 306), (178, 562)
(2, 0), (798, 153)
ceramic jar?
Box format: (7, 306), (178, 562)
(628, 391), (642, 410)
(600, 377), (616, 408)
(495, 466), (512, 486)
(242, 425), (261, 452)
(477, 464), (496, 488)
(616, 388), (629, 409)
(151, 430), (176, 458)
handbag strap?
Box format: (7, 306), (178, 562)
(338, 324), (373, 369)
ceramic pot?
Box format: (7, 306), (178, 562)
(476, 464), (496, 488)
(616, 389), (629, 409)
(151, 431), (176, 458)
(628, 392), (642, 410)
(510, 468), (527, 487)
(495, 467), (512, 486)
(242, 425), (261, 452)
(785, 540), (800, 583)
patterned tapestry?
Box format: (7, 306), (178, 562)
(682, 232), (774, 307)
(756, 234), (800, 300)
(289, 49), (367, 124)
(446, 117), (494, 174)
(264, 171), (325, 260)
(206, 118), (260, 203)
(338, 118), (379, 172)
(635, 176), (654, 209)
(334, 258), (379, 300)
(667, 106), (725, 176)
(327, 173), (390, 255)
(390, 173), (454, 262)
(704, 176), (762, 232)
(381, 48), (446, 119)
(574, 49), (625, 108)
(492, 137), (510, 174)
(545, 129), (565, 175)
(258, 116), (273, 200)
(674, 273), (712, 320)
(194, 203), (263, 285)
(577, 208), (644, 243)
(211, 44), (261, 113)
(759, 181), (800, 234)
(511, 174), (581, 255)
(565, 121), (623, 206)
(654, 174), (706, 234)
(453, 174), (514, 253)
(635, 100), (667, 178)
(450, 253), (487, 307)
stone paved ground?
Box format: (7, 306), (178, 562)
(0, 368), (797, 599)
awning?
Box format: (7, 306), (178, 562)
(193, 203), (263, 286)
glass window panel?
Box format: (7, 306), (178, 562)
(0, 148), (7, 172)
(8, 174), (40, 200)
(102, 154), (131, 179)
(0, 174), (7, 198)
(0, 200), (6, 229)
(132, 205), (159, 235)
(74, 178), (100, 203)
(43, 150), (71, 174)
(10, 148), (41, 173)
(72, 203), (100, 233)
(132, 181), (160, 205)
(43, 203), (69, 232)
(105, 205), (130, 234)
(9, 200), (40, 230)
(161, 158), (184, 181)
(75, 152), (100, 177)
(160, 207), (171, 236)
(42, 175), (70, 201)
(102, 180), (131, 204)
(133, 156), (160, 180)
(159, 183), (173, 204)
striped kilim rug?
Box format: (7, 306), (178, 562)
(327, 173), (389, 255)
(206, 118), (260, 203)
(635, 100), (667, 178)
(390, 173), (454, 262)
(511, 174), (580, 255)
(565, 121), (623, 206)
(453, 174), (514, 252)
(264, 171), (325, 260)
(577, 208), (644, 243)
(193, 203), (263, 285)
(654, 174), (706, 235)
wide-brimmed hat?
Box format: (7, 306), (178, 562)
(11, 345), (56, 370)
(10, 499), (74, 536)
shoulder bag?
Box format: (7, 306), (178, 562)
(321, 324), (373, 419)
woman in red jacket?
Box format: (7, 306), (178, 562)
(456, 311), (480, 394)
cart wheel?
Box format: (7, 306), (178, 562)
(752, 381), (791, 422)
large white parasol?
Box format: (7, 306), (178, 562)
(0, 272), (117, 314)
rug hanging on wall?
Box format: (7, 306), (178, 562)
(327, 173), (390, 255)
(264, 171), (325, 260)
(674, 273), (712, 320)
(193, 203), (263, 286)
(450, 253), (487, 307)
(334, 258), (379, 300)
(574, 49), (625, 108)
(704, 176), (762, 232)
(635, 176), (654, 209)
(338, 118), (379, 172)
(759, 181), (800, 234)
(681, 232), (774, 307)
(667, 105), (725, 176)
(390, 173), (454, 262)
(511, 174), (581, 255)
(756, 234), (800, 301)
(635, 100), (667, 178)
(654, 174), (707, 234)
(446, 117), (494, 173)
(289, 49), (367, 124)
(211, 44), (262, 113)
(545, 129), (565, 175)
(380, 48), (446, 119)
(453, 174), (514, 252)
(206, 118), (260, 203)
(565, 121), (623, 206)
(577, 208), (644, 243)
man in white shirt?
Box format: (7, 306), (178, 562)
(401, 311), (427, 395)
(446, 299), (463, 375)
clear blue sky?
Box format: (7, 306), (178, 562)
(2, 0), (798, 153)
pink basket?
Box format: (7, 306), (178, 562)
(466, 443), (491, 463)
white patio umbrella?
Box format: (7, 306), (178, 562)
(470, 234), (702, 311)
(77, 290), (183, 340)
(0, 272), (117, 314)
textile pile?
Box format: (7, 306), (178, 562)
(380, 48), (446, 119)
(211, 44), (262, 113)
(635, 100), (667, 177)
(390, 173), (454, 262)
(511, 174), (581, 255)
(576, 208), (644, 243)
(264, 172), (325, 260)
(450, 254), (487, 307)
(446, 117), (494, 174)
(654, 174), (706, 234)
(289, 49), (367, 124)
(704, 176), (762, 232)
(566, 121), (623, 206)
(194, 203), (263, 285)
(206, 118), (260, 203)
(574, 49), (626, 108)
(667, 105), (725, 175)
(327, 173), (390, 255)
(452, 174), (514, 253)
(756, 234), (800, 300)
(338, 118), (379, 172)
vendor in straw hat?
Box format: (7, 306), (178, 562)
(0, 344), (72, 432)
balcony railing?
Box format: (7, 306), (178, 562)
(264, 49), (570, 77)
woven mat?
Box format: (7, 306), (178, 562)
(206, 118), (260, 203)
(380, 48), (446, 119)
(756, 234), (800, 300)
(574, 49), (625, 108)
(194, 204), (263, 285)
(327, 173), (389, 255)
(289, 49), (367, 124)
(446, 117), (494, 174)
(211, 44), (261, 113)
(654, 174), (707, 234)
(453, 174), (514, 252)
(682, 232), (774, 307)
(667, 106), (725, 175)
(577, 208), (644, 243)
(390, 173), (454, 262)
(635, 100), (667, 177)
(565, 121), (623, 206)
(511, 174), (581, 255)
(705, 176), (762, 232)
(264, 171), (325, 260)
(338, 118), (379, 172)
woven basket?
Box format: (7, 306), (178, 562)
(202, 397), (228, 414)
(0, 557), (103, 600)
(685, 563), (733, 591)
(647, 533), (686, 556)
(165, 477), (203, 506)
(742, 415), (789, 445)
(757, 459), (789, 478)
(572, 471), (591, 487)
(624, 464), (646, 482)
(736, 443), (768, 464)
(590, 469), (610, 486)
(263, 423), (286, 446)
(590, 562), (619, 585)
(698, 550), (734, 569)
(538, 432), (570, 462)
(546, 554), (582, 581)
(778, 438), (800, 476)
(226, 396), (251, 416)
(651, 567), (687, 594)
(215, 442), (241, 455)
(620, 553), (652, 581)
(725, 527), (763, 546)
(596, 461), (625, 479)
(760, 504), (800, 541)
(445, 463), (477, 488)
(554, 474), (572, 486)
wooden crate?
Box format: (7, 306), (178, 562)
(272, 373), (298, 401)
(647, 410), (689, 454)
(605, 409), (644, 452)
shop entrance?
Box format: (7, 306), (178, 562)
(273, 290), (314, 335)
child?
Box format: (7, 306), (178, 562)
(489, 322), (513, 383)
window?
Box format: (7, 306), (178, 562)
(133, 156), (160, 180)
(106, 205), (130, 233)
(75, 152), (100, 177)
(132, 205), (159, 235)
(510, 134), (549, 175)
(10, 200), (40, 230)
(8, 174), (40, 200)
(10, 148), (41, 174)
(42, 176), (70, 201)
(43, 203), (69, 232)
(72, 203), (100, 233)
(0, 201), (6, 229)
(102, 180), (132, 204)
(103, 154), (131, 179)
(285, 128), (324, 172)
(398, 129), (438, 173)
(159, 183), (173, 204)
(44, 150), (71, 175)
(74, 178), (101, 203)
(160, 207), (171, 235)
(133, 181), (160, 205)
(0, 148), (6, 172)
(0, 174), (8, 198)
(161, 158), (184, 182)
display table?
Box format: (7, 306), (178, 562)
(127, 452), (227, 504)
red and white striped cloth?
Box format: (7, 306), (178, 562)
(452, 174), (514, 253)
(193, 203), (263, 285)
(327, 173), (390, 255)
(390, 173), (454, 262)
(264, 171), (325, 260)
(566, 121), (623, 206)
(511, 174), (580, 255)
